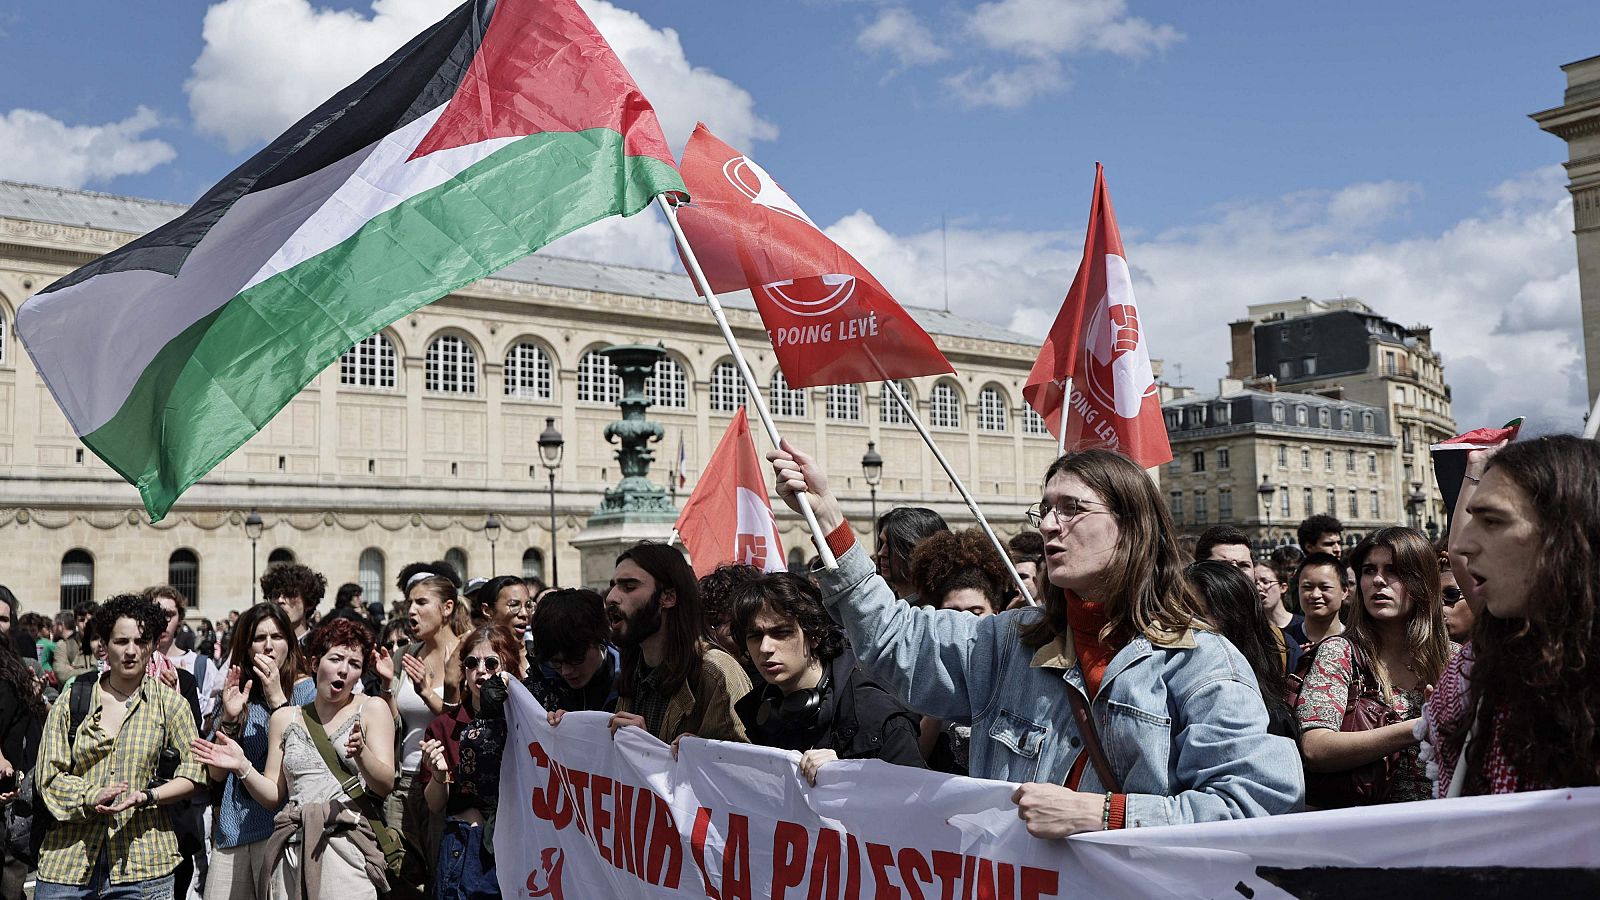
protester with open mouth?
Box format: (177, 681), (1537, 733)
(471, 576), (533, 670)
(383, 562), (469, 900)
(202, 602), (317, 900)
(35, 593), (206, 900)
(1295, 527), (1456, 806)
(769, 442), (1302, 836)
(1423, 435), (1600, 797)
(191, 617), (395, 900)
(418, 624), (523, 900)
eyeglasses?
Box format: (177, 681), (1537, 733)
(464, 655), (502, 672)
(1255, 578), (1284, 589)
(384, 640), (406, 651)
(1025, 496), (1108, 528)
(1442, 586), (1464, 606)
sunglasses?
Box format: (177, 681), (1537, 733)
(1442, 586), (1465, 606)
(464, 655), (502, 673)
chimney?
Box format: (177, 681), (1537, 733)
(1227, 319), (1257, 379)
(1245, 374), (1277, 393)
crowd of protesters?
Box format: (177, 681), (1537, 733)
(0, 432), (1592, 897)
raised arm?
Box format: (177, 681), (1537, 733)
(769, 440), (984, 721)
(193, 706), (292, 809)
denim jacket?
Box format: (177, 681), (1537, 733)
(817, 542), (1304, 827)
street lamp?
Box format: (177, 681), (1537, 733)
(861, 441), (883, 551)
(244, 509), (264, 598)
(484, 513), (502, 574)
(538, 417), (565, 586)
(1425, 519), (1440, 543)
(1407, 484), (1426, 530)
(1257, 475), (1277, 541)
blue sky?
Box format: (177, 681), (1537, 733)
(0, 0), (1594, 431)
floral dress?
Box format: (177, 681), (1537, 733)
(1295, 636), (1456, 803)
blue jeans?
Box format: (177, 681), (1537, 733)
(433, 818), (500, 900)
(36, 848), (174, 900)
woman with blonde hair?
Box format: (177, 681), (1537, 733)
(1295, 526), (1455, 805)
(769, 442), (1301, 835)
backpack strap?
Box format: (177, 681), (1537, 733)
(298, 704), (379, 813)
(1065, 687), (1123, 793)
(66, 673), (98, 752)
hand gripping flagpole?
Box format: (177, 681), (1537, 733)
(883, 379), (1035, 606)
(658, 195), (839, 570)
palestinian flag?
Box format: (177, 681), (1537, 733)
(16, 0), (684, 519)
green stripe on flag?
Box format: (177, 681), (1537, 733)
(86, 127), (683, 519)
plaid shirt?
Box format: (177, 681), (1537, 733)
(37, 677), (206, 885)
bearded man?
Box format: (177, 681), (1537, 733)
(604, 542), (751, 744)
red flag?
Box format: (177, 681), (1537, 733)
(1024, 165), (1171, 468)
(674, 124), (953, 388)
(674, 408), (787, 579)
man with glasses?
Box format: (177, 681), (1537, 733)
(1439, 554), (1474, 643)
(1253, 564), (1303, 674)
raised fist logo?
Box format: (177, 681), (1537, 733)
(1082, 255), (1155, 420)
(527, 848), (564, 900)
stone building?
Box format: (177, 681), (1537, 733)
(1227, 297), (1456, 533)
(1162, 380), (1400, 546)
(1533, 53), (1600, 420)
(0, 180), (1062, 621)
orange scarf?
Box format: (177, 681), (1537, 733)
(1066, 591), (1115, 699)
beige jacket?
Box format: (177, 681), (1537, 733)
(618, 644), (752, 744)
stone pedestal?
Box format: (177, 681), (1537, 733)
(571, 343), (684, 587)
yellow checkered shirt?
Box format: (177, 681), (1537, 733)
(36, 676), (207, 885)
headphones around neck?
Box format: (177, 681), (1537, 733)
(756, 664), (832, 733)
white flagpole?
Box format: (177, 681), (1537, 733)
(884, 380), (1035, 606)
(1584, 390), (1600, 440)
(657, 195), (839, 569)
(1056, 376), (1073, 457)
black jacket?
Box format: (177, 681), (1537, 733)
(736, 650), (925, 769)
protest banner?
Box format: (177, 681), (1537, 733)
(496, 680), (1600, 900)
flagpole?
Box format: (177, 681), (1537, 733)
(657, 195), (839, 570)
(1585, 390), (1600, 440)
(883, 380), (1035, 606)
(1056, 376), (1073, 456)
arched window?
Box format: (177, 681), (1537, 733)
(709, 362), (746, 412)
(0, 306), (9, 364)
(504, 342), (553, 400)
(60, 549), (94, 610)
(340, 333), (396, 389)
(522, 548), (544, 581)
(1318, 407), (1331, 428)
(168, 549), (199, 607)
(1362, 412), (1375, 433)
(880, 381), (913, 425)
(1023, 405), (1050, 435)
(1295, 404), (1308, 426)
(646, 358), (688, 409)
(1340, 409), (1353, 430)
(359, 548), (385, 601)
(445, 547), (469, 582)
(978, 387), (1008, 432)
(825, 384), (861, 421)
(576, 352), (620, 404)
(929, 382), (961, 429)
(425, 335), (478, 395)
(1271, 402), (1285, 424)
(769, 371), (807, 418)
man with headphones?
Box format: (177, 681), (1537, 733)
(728, 572), (925, 784)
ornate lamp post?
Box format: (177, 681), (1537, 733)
(861, 441), (883, 549)
(1257, 475), (1277, 541)
(1407, 484), (1426, 530)
(538, 416), (565, 586)
(484, 513), (502, 574)
(244, 509), (264, 598)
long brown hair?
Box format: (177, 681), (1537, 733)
(1345, 527), (1449, 698)
(614, 543), (706, 700)
(1019, 450), (1209, 649)
(227, 602), (303, 705)
(1453, 436), (1600, 791)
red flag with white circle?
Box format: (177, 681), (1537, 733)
(674, 408), (788, 579)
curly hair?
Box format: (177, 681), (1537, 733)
(260, 563), (327, 611)
(910, 529), (1011, 608)
(89, 593), (168, 646)
(1453, 435), (1600, 792)
(304, 616), (375, 675)
(529, 589), (609, 664)
(698, 564), (764, 629)
(1345, 527), (1449, 699)
(727, 573), (846, 664)
(0, 631), (44, 722)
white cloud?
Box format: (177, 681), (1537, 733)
(0, 107), (176, 189)
(943, 59), (1067, 109)
(186, 0), (776, 153)
(967, 0), (1181, 60)
(820, 166), (1587, 434)
(858, 8), (949, 68)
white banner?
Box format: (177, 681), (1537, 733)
(495, 680), (1600, 899)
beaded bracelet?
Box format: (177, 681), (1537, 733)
(1101, 792), (1113, 830)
